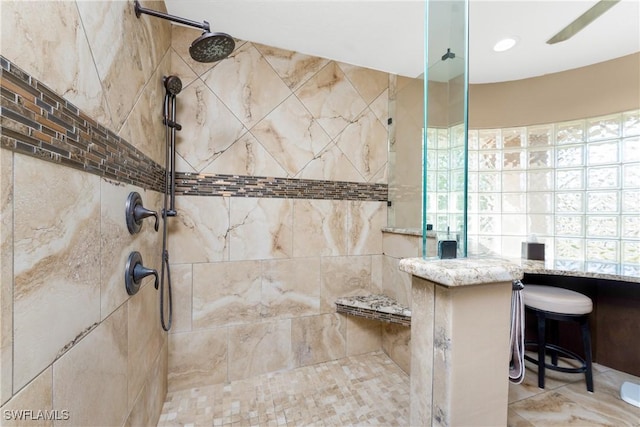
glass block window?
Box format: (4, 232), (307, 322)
(465, 109), (640, 275)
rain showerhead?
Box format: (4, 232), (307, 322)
(190, 32), (236, 63)
(133, 0), (235, 63)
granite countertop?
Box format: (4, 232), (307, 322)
(399, 256), (640, 285)
(516, 258), (640, 284)
(335, 294), (411, 317)
(399, 257), (524, 287)
(335, 294), (412, 326)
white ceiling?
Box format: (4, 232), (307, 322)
(164, 0), (640, 83)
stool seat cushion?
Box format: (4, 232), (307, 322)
(524, 285), (592, 315)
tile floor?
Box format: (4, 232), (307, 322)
(159, 351), (640, 426)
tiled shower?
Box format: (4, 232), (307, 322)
(1, 1), (395, 425)
(1, 1), (172, 425)
(164, 25), (392, 391)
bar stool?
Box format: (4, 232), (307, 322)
(523, 285), (594, 392)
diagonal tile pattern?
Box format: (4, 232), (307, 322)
(171, 28), (389, 183)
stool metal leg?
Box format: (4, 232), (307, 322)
(549, 318), (559, 366)
(537, 311), (546, 389)
(580, 316), (594, 392)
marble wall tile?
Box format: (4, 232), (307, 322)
(0, 150), (13, 405)
(76, 1), (170, 130)
(100, 181), (161, 322)
(251, 96), (331, 177)
(296, 62), (368, 139)
(169, 264), (193, 333)
(192, 261), (262, 328)
(0, 367), (52, 427)
(295, 142), (363, 182)
(2, 1), (170, 423)
(53, 304), (128, 427)
(338, 63), (389, 105)
(410, 277), (435, 426)
(13, 154), (101, 391)
(432, 283), (512, 426)
(336, 109), (388, 182)
(370, 88), (391, 130)
(125, 0), (171, 79)
(168, 327), (228, 392)
(229, 198), (293, 261)
(431, 285), (453, 427)
(169, 49), (199, 90)
(371, 160), (389, 184)
(169, 195), (230, 264)
(118, 51), (172, 167)
(292, 200), (348, 257)
(345, 316), (381, 357)
(174, 152), (196, 174)
(382, 231), (421, 259)
(201, 131), (288, 177)
(371, 254), (385, 295)
(203, 43), (291, 129)
(128, 281), (165, 408)
(175, 79), (247, 172)
(255, 44), (330, 91)
(382, 323), (411, 374)
(347, 201), (386, 255)
(228, 320), (293, 381)
(382, 255), (412, 308)
(262, 257), (321, 319)
(291, 313), (346, 367)
(320, 256), (373, 313)
(125, 341), (168, 427)
(1, 1), (110, 127)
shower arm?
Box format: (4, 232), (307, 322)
(134, 0), (211, 32)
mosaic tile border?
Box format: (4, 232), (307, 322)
(175, 172), (388, 201)
(0, 56), (165, 191)
(0, 56), (388, 202)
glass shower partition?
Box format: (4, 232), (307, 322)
(423, 0), (469, 258)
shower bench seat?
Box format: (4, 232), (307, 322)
(335, 294), (411, 326)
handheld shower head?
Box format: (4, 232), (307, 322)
(134, 1), (236, 63)
(163, 75), (182, 96)
(190, 31), (236, 63)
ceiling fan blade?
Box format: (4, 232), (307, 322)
(547, 0), (620, 44)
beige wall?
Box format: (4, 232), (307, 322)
(469, 53), (640, 128)
(0, 1), (170, 425)
(166, 28), (391, 391)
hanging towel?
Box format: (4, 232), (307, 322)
(509, 280), (525, 384)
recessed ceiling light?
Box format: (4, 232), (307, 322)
(493, 37), (518, 52)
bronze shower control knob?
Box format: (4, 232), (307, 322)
(125, 251), (158, 296)
(125, 191), (159, 234)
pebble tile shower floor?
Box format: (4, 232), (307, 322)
(159, 351), (640, 426)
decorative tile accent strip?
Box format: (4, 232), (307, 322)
(0, 56), (165, 191)
(0, 56), (388, 202)
(335, 294), (411, 326)
(175, 172), (388, 201)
